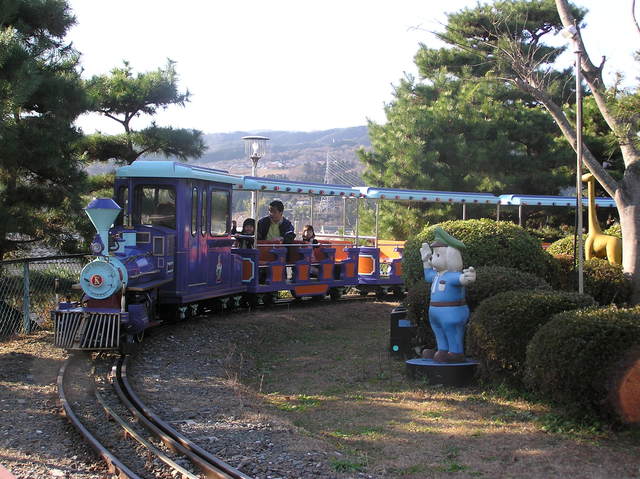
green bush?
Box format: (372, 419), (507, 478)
(467, 290), (595, 384)
(604, 223), (622, 237)
(405, 281), (429, 324)
(402, 219), (559, 287)
(403, 281), (435, 350)
(580, 258), (632, 306)
(402, 231), (431, 289)
(547, 255), (632, 306)
(525, 225), (566, 243)
(465, 266), (551, 311)
(525, 306), (640, 423)
(546, 234), (585, 257)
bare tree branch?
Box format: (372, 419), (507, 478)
(633, 0), (640, 37)
(556, 0), (640, 166)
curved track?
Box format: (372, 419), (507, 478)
(58, 354), (253, 479)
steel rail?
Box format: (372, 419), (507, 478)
(57, 357), (142, 479)
(114, 356), (252, 479)
(93, 376), (199, 479)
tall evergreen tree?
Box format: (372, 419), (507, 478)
(0, 0), (88, 260)
(359, 55), (574, 238)
(415, 0), (640, 302)
(83, 60), (206, 165)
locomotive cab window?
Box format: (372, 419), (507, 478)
(210, 190), (230, 236)
(133, 186), (176, 229)
(114, 186), (128, 226)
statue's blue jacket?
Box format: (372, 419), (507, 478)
(424, 269), (466, 303)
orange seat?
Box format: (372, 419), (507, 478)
(257, 239), (283, 263)
(318, 240), (353, 262)
(378, 240), (405, 262)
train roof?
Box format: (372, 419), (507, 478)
(115, 161), (244, 186)
(499, 194), (616, 208)
(238, 176), (360, 197)
(355, 187), (501, 204)
(115, 161), (617, 209)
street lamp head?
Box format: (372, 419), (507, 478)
(242, 135), (270, 160)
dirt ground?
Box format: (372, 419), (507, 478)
(1, 299), (640, 478)
(228, 299), (640, 479)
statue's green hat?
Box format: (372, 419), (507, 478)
(430, 226), (466, 250)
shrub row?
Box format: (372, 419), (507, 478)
(402, 220), (556, 288)
(467, 290), (595, 383)
(526, 306), (640, 423)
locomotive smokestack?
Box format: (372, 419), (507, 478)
(84, 198), (122, 255)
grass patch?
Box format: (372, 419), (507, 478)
(267, 393), (322, 412)
(330, 458), (365, 473)
(229, 301), (640, 478)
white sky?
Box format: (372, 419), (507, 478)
(67, 0), (639, 135)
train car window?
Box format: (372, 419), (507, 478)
(201, 189), (207, 237)
(114, 186), (128, 226)
(134, 186), (176, 229)
(191, 186), (197, 236)
(210, 190), (229, 236)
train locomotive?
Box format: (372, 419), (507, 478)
(52, 161), (405, 352)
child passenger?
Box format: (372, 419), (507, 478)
(301, 225), (318, 245)
(302, 225), (320, 279)
(235, 218), (255, 249)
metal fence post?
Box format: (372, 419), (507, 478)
(22, 261), (31, 334)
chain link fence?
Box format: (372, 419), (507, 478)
(0, 255), (89, 340)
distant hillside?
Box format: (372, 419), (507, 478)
(200, 125), (370, 165)
(86, 126), (371, 185)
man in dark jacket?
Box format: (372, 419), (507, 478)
(257, 200), (295, 243)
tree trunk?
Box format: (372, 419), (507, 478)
(617, 194), (640, 304)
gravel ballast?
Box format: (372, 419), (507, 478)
(0, 304), (377, 479)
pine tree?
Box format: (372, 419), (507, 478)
(83, 60), (206, 165)
(0, 0), (89, 260)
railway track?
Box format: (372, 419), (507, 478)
(58, 354), (252, 479)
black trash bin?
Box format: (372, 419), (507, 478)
(389, 306), (416, 358)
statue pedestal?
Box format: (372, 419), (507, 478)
(406, 358), (478, 387)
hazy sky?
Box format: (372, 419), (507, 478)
(67, 0), (639, 135)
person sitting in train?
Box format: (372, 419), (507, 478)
(234, 218), (255, 249)
(230, 220), (238, 235)
(301, 224), (319, 245)
(257, 200), (295, 243)
(302, 225), (320, 279)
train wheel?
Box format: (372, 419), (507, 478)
(242, 293), (259, 309)
(359, 289), (368, 297)
(375, 288), (387, 300)
(329, 287), (342, 302)
(261, 293), (275, 307)
(391, 287), (405, 300)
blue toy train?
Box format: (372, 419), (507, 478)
(51, 161), (406, 351)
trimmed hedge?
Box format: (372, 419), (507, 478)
(404, 281), (436, 350)
(467, 290), (595, 383)
(402, 219), (560, 288)
(525, 306), (640, 423)
(580, 258), (632, 306)
(546, 234), (584, 256)
(465, 266), (551, 311)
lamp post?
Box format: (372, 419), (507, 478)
(241, 135), (270, 222)
(562, 24), (584, 294)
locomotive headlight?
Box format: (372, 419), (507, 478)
(90, 240), (104, 255)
